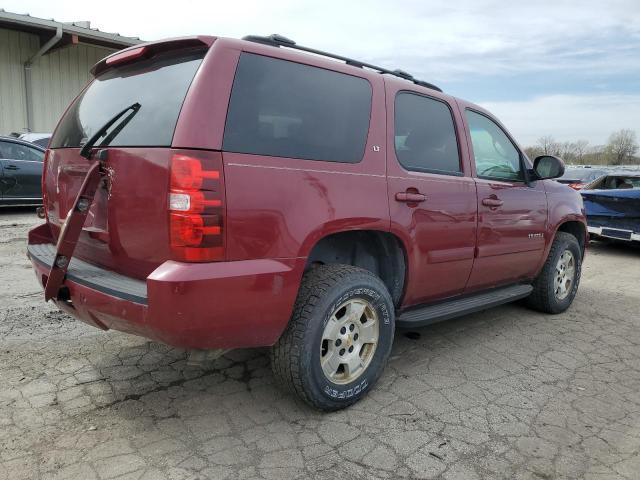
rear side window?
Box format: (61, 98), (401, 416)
(394, 92), (461, 174)
(223, 53), (372, 163)
(50, 49), (206, 148)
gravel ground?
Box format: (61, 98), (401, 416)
(1, 208), (639, 480)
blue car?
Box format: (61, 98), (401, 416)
(580, 172), (640, 243)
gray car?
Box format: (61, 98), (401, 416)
(0, 136), (45, 206)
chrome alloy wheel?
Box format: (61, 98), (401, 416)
(320, 298), (379, 384)
(554, 250), (576, 300)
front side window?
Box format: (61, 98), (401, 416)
(223, 53), (372, 163)
(466, 110), (523, 182)
(0, 142), (44, 161)
(394, 92), (461, 174)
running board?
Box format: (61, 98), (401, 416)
(397, 284), (533, 328)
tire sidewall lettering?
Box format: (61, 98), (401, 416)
(323, 287), (391, 331)
(324, 378), (368, 399)
(314, 282), (393, 401)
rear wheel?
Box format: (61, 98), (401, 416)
(271, 264), (395, 411)
(526, 232), (582, 313)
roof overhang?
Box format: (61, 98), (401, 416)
(0, 9), (142, 50)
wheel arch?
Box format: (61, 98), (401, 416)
(555, 220), (587, 257)
(304, 229), (407, 307)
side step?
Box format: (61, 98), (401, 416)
(397, 284), (533, 328)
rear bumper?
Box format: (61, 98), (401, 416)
(28, 226), (305, 349)
(28, 243), (148, 304)
(588, 225), (640, 242)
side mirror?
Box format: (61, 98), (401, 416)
(532, 155), (565, 180)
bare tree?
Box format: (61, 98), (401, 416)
(524, 146), (542, 160)
(573, 140), (589, 163)
(537, 135), (562, 156)
(606, 129), (639, 165)
(523, 131), (639, 166)
(585, 145), (608, 165)
(560, 142), (577, 164)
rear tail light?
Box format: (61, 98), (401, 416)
(168, 152), (224, 262)
(171, 155), (220, 189)
(569, 183), (585, 190)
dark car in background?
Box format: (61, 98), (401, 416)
(580, 172), (640, 243)
(0, 136), (45, 206)
(557, 166), (607, 190)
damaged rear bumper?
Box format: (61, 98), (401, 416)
(27, 224), (304, 350)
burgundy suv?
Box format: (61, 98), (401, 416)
(28, 34), (587, 410)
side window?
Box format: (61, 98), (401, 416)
(465, 110), (523, 182)
(223, 53), (372, 163)
(26, 146), (44, 162)
(394, 92), (461, 174)
(0, 142), (43, 162)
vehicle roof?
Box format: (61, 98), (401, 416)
(104, 35), (476, 109)
(0, 135), (46, 151)
(92, 34), (505, 150)
(229, 37), (507, 127)
(221, 36), (468, 105)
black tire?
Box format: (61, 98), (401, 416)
(271, 264), (395, 411)
(526, 231), (582, 314)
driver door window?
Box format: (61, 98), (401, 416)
(465, 110), (523, 182)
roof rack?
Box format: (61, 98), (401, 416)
(242, 34), (443, 93)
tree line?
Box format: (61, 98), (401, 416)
(523, 129), (639, 165)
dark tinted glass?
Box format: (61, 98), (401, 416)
(223, 53), (372, 163)
(50, 49), (206, 148)
(394, 92), (461, 174)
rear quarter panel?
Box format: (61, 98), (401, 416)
(187, 39), (390, 262)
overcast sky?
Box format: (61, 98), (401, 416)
(4, 0), (639, 146)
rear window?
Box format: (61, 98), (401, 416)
(223, 53), (372, 163)
(50, 48), (206, 148)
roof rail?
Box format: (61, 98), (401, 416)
(242, 34), (443, 93)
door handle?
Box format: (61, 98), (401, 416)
(395, 192), (426, 203)
(4, 165), (19, 170)
(482, 197), (503, 207)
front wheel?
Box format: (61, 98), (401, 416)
(526, 231), (582, 314)
(270, 264), (395, 411)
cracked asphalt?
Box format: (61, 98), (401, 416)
(1, 208), (639, 480)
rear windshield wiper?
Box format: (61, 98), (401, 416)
(79, 102), (141, 159)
